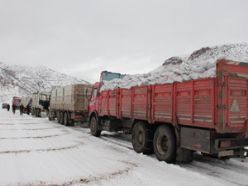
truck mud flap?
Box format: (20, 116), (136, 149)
(180, 127), (213, 153)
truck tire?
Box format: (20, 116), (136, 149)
(48, 112), (53, 121)
(153, 125), (176, 163)
(60, 112), (64, 124)
(64, 112), (69, 126)
(68, 113), (74, 126)
(90, 116), (101, 137)
(57, 112), (62, 124)
(57, 114), (60, 123)
(132, 122), (153, 154)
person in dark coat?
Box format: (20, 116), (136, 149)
(20, 104), (24, 115)
(12, 105), (16, 114)
(7, 104), (10, 111)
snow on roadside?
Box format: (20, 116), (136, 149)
(101, 43), (248, 91)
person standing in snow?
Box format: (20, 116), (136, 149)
(20, 104), (24, 115)
(12, 104), (16, 114)
(7, 104), (10, 111)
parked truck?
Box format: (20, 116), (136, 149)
(49, 84), (92, 126)
(88, 59), (248, 163)
(20, 96), (32, 115)
(31, 92), (50, 117)
(12, 96), (21, 114)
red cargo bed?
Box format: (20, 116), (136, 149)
(99, 59), (248, 135)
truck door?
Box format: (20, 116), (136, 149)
(89, 86), (100, 114)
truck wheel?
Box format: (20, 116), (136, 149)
(153, 125), (176, 163)
(132, 122), (153, 154)
(90, 116), (101, 137)
(64, 113), (69, 126)
(58, 112), (62, 124)
(60, 112), (64, 124)
(57, 114), (60, 123)
(48, 112), (53, 121)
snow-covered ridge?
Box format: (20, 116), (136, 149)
(0, 62), (89, 103)
(101, 43), (248, 91)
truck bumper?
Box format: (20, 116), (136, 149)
(180, 127), (248, 158)
(215, 138), (248, 158)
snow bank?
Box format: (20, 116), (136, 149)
(101, 43), (248, 91)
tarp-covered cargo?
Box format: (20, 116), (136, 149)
(20, 96), (32, 107)
(50, 84), (92, 112)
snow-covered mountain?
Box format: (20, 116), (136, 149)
(0, 62), (89, 103)
(101, 43), (248, 91)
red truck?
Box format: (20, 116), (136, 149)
(12, 96), (21, 114)
(88, 59), (248, 163)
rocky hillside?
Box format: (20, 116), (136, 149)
(101, 43), (248, 91)
(0, 62), (89, 103)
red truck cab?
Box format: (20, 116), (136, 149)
(88, 82), (101, 119)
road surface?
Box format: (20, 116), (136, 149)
(0, 109), (247, 186)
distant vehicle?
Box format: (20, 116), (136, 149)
(20, 96), (32, 115)
(2, 103), (10, 111)
(12, 97), (21, 114)
(31, 92), (50, 117)
(48, 84), (92, 126)
(88, 60), (248, 163)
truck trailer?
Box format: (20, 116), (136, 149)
(20, 96), (32, 115)
(12, 96), (21, 114)
(88, 59), (248, 163)
(49, 84), (92, 126)
(31, 92), (50, 117)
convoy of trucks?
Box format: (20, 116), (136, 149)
(4, 59), (248, 163)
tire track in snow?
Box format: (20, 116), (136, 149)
(0, 144), (81, 155)
(0, 133), (68, 140)
(85, 131), (248, 186)
(0, 126), (64, 131)
(9, 161), (138, 186)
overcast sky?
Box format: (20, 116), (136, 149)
(0, 0), (248, 83)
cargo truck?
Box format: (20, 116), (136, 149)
(20, 96), (32, 115)
(49, 84), (92, 126)
(88, 59), (248, 163)
(31, 92), (50, 117)
(12, 96), (21, 114)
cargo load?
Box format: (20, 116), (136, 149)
(101, 43), (248, 91)
(20, 96), (32, 108)
(49, 84), (92, 125)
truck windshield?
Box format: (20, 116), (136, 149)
(100, 71), (125, 82)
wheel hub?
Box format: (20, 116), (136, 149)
(157, 135), (168, 155)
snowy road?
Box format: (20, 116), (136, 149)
(0, 109), (247, 186)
